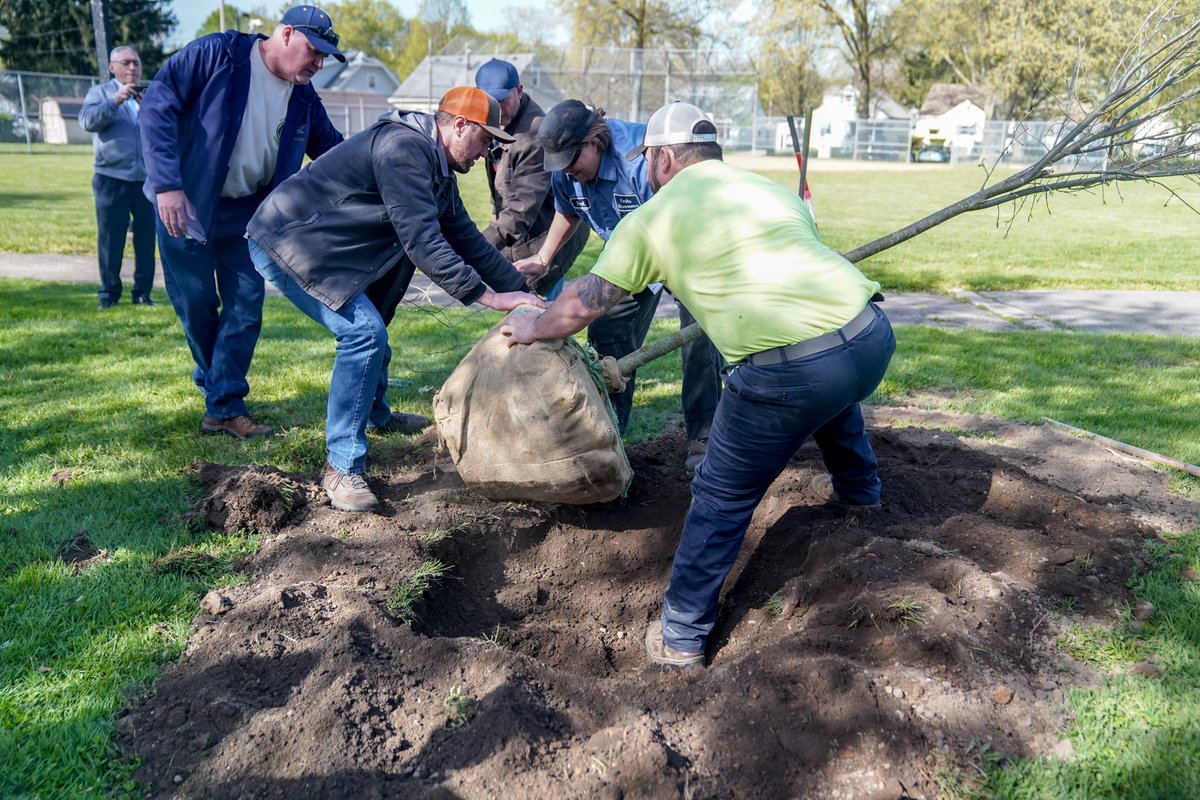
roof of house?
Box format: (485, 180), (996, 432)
(920, 83), (986, 116)
(311, 50), (401, 95)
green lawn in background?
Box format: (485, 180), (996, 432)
(6, 143), (1198, 292)
(3, 143), (1200, 798)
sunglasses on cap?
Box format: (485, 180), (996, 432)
(291, 23), (340, 48)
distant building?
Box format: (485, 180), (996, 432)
(776, 85), (911, 157)
(312, 50), (402, 137)
(40, 97), (90, 145)
(312, 50), (401, 96)
(389, 53), (566, 113)
(914, 83), (986, 154)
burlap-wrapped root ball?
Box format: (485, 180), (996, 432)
(433, 307), (632, 504)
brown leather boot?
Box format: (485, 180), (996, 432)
(200, 414), (274, 440)
(367, 412), (431, 436)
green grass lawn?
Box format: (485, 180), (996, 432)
(3, 143), (1200, 798)
(5, 143), (1200, 292)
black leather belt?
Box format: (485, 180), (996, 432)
(744, 303), (877, 366)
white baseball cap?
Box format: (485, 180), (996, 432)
(626, 101), (718, 161)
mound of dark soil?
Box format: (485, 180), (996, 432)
(117, 408), (1199, 799)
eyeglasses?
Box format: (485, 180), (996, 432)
(565, 142), (588, 172)
(291, 23), (340, 48)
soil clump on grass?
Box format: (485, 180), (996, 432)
(118, 407), (1199, 799)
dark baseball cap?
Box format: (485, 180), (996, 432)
(539, 99), (595, 172)
(281, 5), (346, 63)
(475, 59), (520, 102)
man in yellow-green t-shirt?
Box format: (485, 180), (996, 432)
(501, 101), (896, 669)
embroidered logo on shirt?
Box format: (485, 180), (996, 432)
(570, 196), (592, 213)
(614, 194), (641, 215)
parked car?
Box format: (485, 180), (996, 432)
(915, 144), (951, 163)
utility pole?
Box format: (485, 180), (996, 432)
(90, 0), (110, 79)
(219, 1), (227, 32)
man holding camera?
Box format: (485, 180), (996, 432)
(79, 45), (156, 309)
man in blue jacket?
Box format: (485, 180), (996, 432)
(247, 87), (543, 513)
(140, 5), (344, 440)
(79, 45), (155, 309)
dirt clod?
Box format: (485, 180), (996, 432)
(116, 407), (1200, 799)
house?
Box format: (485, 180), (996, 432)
(775, 85), (911, 158)
(312, 50), (401, 96)
(312, 51), (402, 137)
(914, 83), (986, 154)
(389, 52), (566, 113)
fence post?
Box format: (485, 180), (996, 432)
(16, 73), (32, 153)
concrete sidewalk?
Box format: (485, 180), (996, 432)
(2, 251), (1197, 337)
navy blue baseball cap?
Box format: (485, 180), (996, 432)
(281, 5), (346, 63)
(540, 100), (595, 172)
(475, 59), (520, 101)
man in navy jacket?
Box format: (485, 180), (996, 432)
(140, 5), (344, 440)
(79, 45), (156, 309)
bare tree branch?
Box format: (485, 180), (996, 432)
(617, 4), (1200, 376)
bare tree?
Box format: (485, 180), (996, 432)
(617, 3), (1200, 374)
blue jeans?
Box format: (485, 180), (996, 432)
(249, 239), (392, 475)
(157, 196), (264, 419)
(676, 298), (723, 442)
(93, 174), (155, 302)
(661, 304), (896, 653)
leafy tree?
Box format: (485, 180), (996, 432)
(894, 0), (1146, 118)
(749, 0), (893, 118)
(554, 0), (733, 50)
(193, 5), (277, 40)
(325, 0), (409, 72)
(0, 0), (175, 76)
(751, 8), (827, 118)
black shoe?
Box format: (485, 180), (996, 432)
(97, 298), (115, 309)
(132, 296), (157, 307)
(367, 412), (431, 436)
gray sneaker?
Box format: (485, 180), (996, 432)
(322, 464), (378, 512)
(644, 620), (704, 668)
(809, 473), (881, 509)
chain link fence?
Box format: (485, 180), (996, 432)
(0, 70), (101, 150)
(0, 66), (1118, 170)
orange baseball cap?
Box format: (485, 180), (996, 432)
(438, 86), (514, 143)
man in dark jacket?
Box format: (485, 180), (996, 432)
(474, 58), (589, 298)
(79, 45), (156, 309)
(246, 86), (543, 513)
(140, 6), (344, 440)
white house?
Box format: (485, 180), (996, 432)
(913, 83), (986, 154)
(312, 50), (401, 96)
(775, 85), (911, 157)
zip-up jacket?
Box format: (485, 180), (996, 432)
(139, 30), (342, 241)
(247, 110), (526, 311)
(78, 78), (146, 182)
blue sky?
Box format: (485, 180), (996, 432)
(167, 1), (522, 48)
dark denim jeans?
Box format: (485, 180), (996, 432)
(676, 298), (723, 442)
(660, 304), (896, 653)
(249, 239), (392, 475)
(157, 196), (265, 420)
(93, 173), (155, 303)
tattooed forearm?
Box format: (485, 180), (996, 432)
(576, 274), (628, 313)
